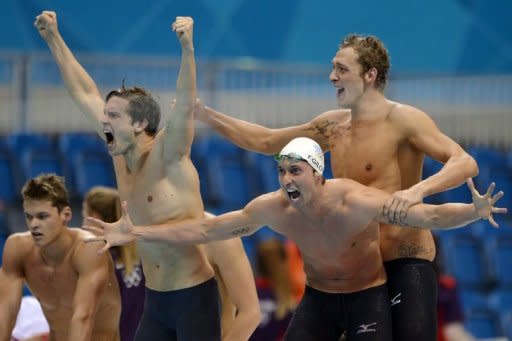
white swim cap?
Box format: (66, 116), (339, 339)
(276, 137), (324, 175)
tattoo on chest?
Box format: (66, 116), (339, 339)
(231, 227), (250, 236)
(397, 244), (431, 258)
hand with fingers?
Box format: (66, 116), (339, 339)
(467, 178), (507, 227)
(82, 201), (137, 254)
(171, 16), (194, 51)
(34, 10), (59, 40)
(382, 187), (424, 226)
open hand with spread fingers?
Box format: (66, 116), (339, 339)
(82, 201), (137, 254)
(467, 178), (507, 227)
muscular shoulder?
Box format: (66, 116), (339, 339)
(70, 229), (109, 268)
(313, 108), (350, 122)
(4, 232), (33, 254)
(2, 233), (33, 271)
(245, 191), (287, 221)
(388, 102), (434, 132)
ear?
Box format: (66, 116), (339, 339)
(61, 206), (72, 225)
(365, 67), (378, 84)
(133, 119), (149, 133)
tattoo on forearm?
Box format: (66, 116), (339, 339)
(231, 227), (250, 236)
(398, 244), (432, 258)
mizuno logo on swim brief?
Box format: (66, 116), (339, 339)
(356, 322), (377, 334)
(390, 292), (402, 306)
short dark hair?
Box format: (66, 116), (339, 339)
(341, 34), (390, 90)
(22, 174), (70, 212)
(106, 84), (161, 136)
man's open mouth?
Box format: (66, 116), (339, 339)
(287, 189), (301, 201)
(104, 132), (114, 145)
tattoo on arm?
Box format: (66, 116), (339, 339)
(304, 120), (339, 139)
(231, 227), (250, 236)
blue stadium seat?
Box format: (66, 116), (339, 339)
(58, 133), (108, 197)
(5, 133), (54, 158)
(202, 136), (251, 212)
(245, 151), (280, 195)
(487, 290), (512, 315)
(191, 135), (215, 205)
(72, 150), (116, 198)
(0, 149), (17, 203)
(464, 307), (503, 338)
(20, 148), (63, 182)
(501, 312), (512, 341)
(440, 234), (493, 290)
(484, 234), (512, 289)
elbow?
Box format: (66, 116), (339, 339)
(72, 306), (95, 325)
(464, 154), (479, 178)
(260, 132), (283, 155)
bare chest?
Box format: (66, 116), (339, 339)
(24, 256), (77, 309)
(327, 122), (400, 186)
(114, 157), (202, 225)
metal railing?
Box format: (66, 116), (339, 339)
(1, 52), (511, 148)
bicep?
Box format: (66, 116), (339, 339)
(405, 111), (464, 162)
(73, 245), (110, 312)
(162, 105), (194, 161)
(0, 267), (24, 312)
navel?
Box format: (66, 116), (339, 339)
(365, 163), (373, 171)
(147, 195), (153, 202)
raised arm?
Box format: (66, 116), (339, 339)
(384, 105), (478, 222)
(163, 17), (197, 160)
(0, 236), (25, 341)
(196, 105), (345, 154)
(34, 11), (105, 136)
(68, 241), (115, 341)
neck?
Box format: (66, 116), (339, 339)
(300, 184), (328, 219)
(40, 228), (73, 266)
(349, 88), (387, 121)
(124, 133), (154, 172)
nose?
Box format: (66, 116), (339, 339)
(329, 69), (338, 83)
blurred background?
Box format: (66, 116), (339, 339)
(0, 0), (511, 340)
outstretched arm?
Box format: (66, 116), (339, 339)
(0, 236), (25, 341)
(350, 178), (506, 230)
(383, 178), (506, 229)
(83, 198), (269, 253)
(34, 11), (105, 136)
(383, 106), (478, 223)
(196, 105), (344, 154)
(163, 17), (197, 160)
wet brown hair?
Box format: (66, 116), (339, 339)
(106, 83), (161, 136)
(22, 174), (70, 212)
(340, 34), (390, 90)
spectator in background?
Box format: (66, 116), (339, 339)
(433, 235), (476, 341)
(82, 186), (145, 341)
(247, 230), (295, 341)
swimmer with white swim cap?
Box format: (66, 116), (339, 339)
(85, 137), (505, 341)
